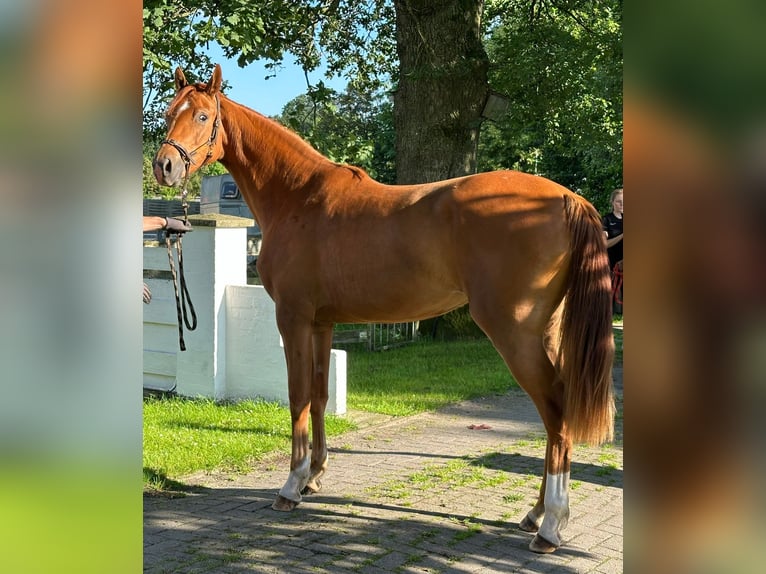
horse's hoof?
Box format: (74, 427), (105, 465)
(529, 534), (559, 554)
(272, 495), (299, 512)
(518, 515), (540, 533)
(302, 478), (322, 495)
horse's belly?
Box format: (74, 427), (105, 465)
(316, 287), (468, 324)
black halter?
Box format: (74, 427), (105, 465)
(161, 92), (222, 184)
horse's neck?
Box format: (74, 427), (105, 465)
(219, 99), (329, 224)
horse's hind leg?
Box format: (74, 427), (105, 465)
(302, 323), (333, 495)
(473, 311), (571, 553)
(526, 432), (571, 553)
(507, 336), (571, 552)
(519, 443), (549, 534)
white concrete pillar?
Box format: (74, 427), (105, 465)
(173, 214), (252, 399)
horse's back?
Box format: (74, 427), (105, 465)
(444, 170), (572, 216)
(429, 170), (573, 267)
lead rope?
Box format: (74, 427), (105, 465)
(161, 93), (219, 351)
(165, 172), (197, 351)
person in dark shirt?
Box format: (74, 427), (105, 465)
(602, 188), (623, 313)
(602, 188), (623, 269)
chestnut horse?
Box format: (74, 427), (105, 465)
(153, 65), (615, 553)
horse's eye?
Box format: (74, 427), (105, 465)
(199, 113), (208, 122)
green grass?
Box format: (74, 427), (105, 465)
(143, 397), (354, 487)
(144, 339), (513, 488)
(347, 339), (516, 415)
(366, 454), (512, 503)
(448, 517), (482, 543)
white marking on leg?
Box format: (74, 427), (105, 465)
(279, 456), (310, 503)
(538, 472), (570, 547)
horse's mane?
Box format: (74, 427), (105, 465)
(216, 89), (369, 182)
(341, 164), (366, 180)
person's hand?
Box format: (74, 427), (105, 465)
(143, 283), (152, 304)
(165, 217), (192, 234)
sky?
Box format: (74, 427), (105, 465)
(204, 44), (347, 117)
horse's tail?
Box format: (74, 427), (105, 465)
(558, 193), (616, 445)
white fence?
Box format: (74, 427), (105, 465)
(143, 214), (347, 414)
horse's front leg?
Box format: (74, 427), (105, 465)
(302, 323), (333, 495)
(272, 309), (314, 512)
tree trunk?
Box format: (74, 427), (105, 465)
(393, 0), (489, 184)
(393, 0), (489, 338)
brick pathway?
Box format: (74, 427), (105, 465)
(145, 369), (623, 573)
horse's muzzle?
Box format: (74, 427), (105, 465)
(152, 150), (184, 187)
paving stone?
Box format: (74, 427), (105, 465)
(145, 379), (623, 573)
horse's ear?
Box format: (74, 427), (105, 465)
(174, 67), (188, 92)
(206, 64), (223, 95)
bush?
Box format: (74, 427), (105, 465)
(421, 305), (485, 341)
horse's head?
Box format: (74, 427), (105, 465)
(153, 64), (225, 187)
